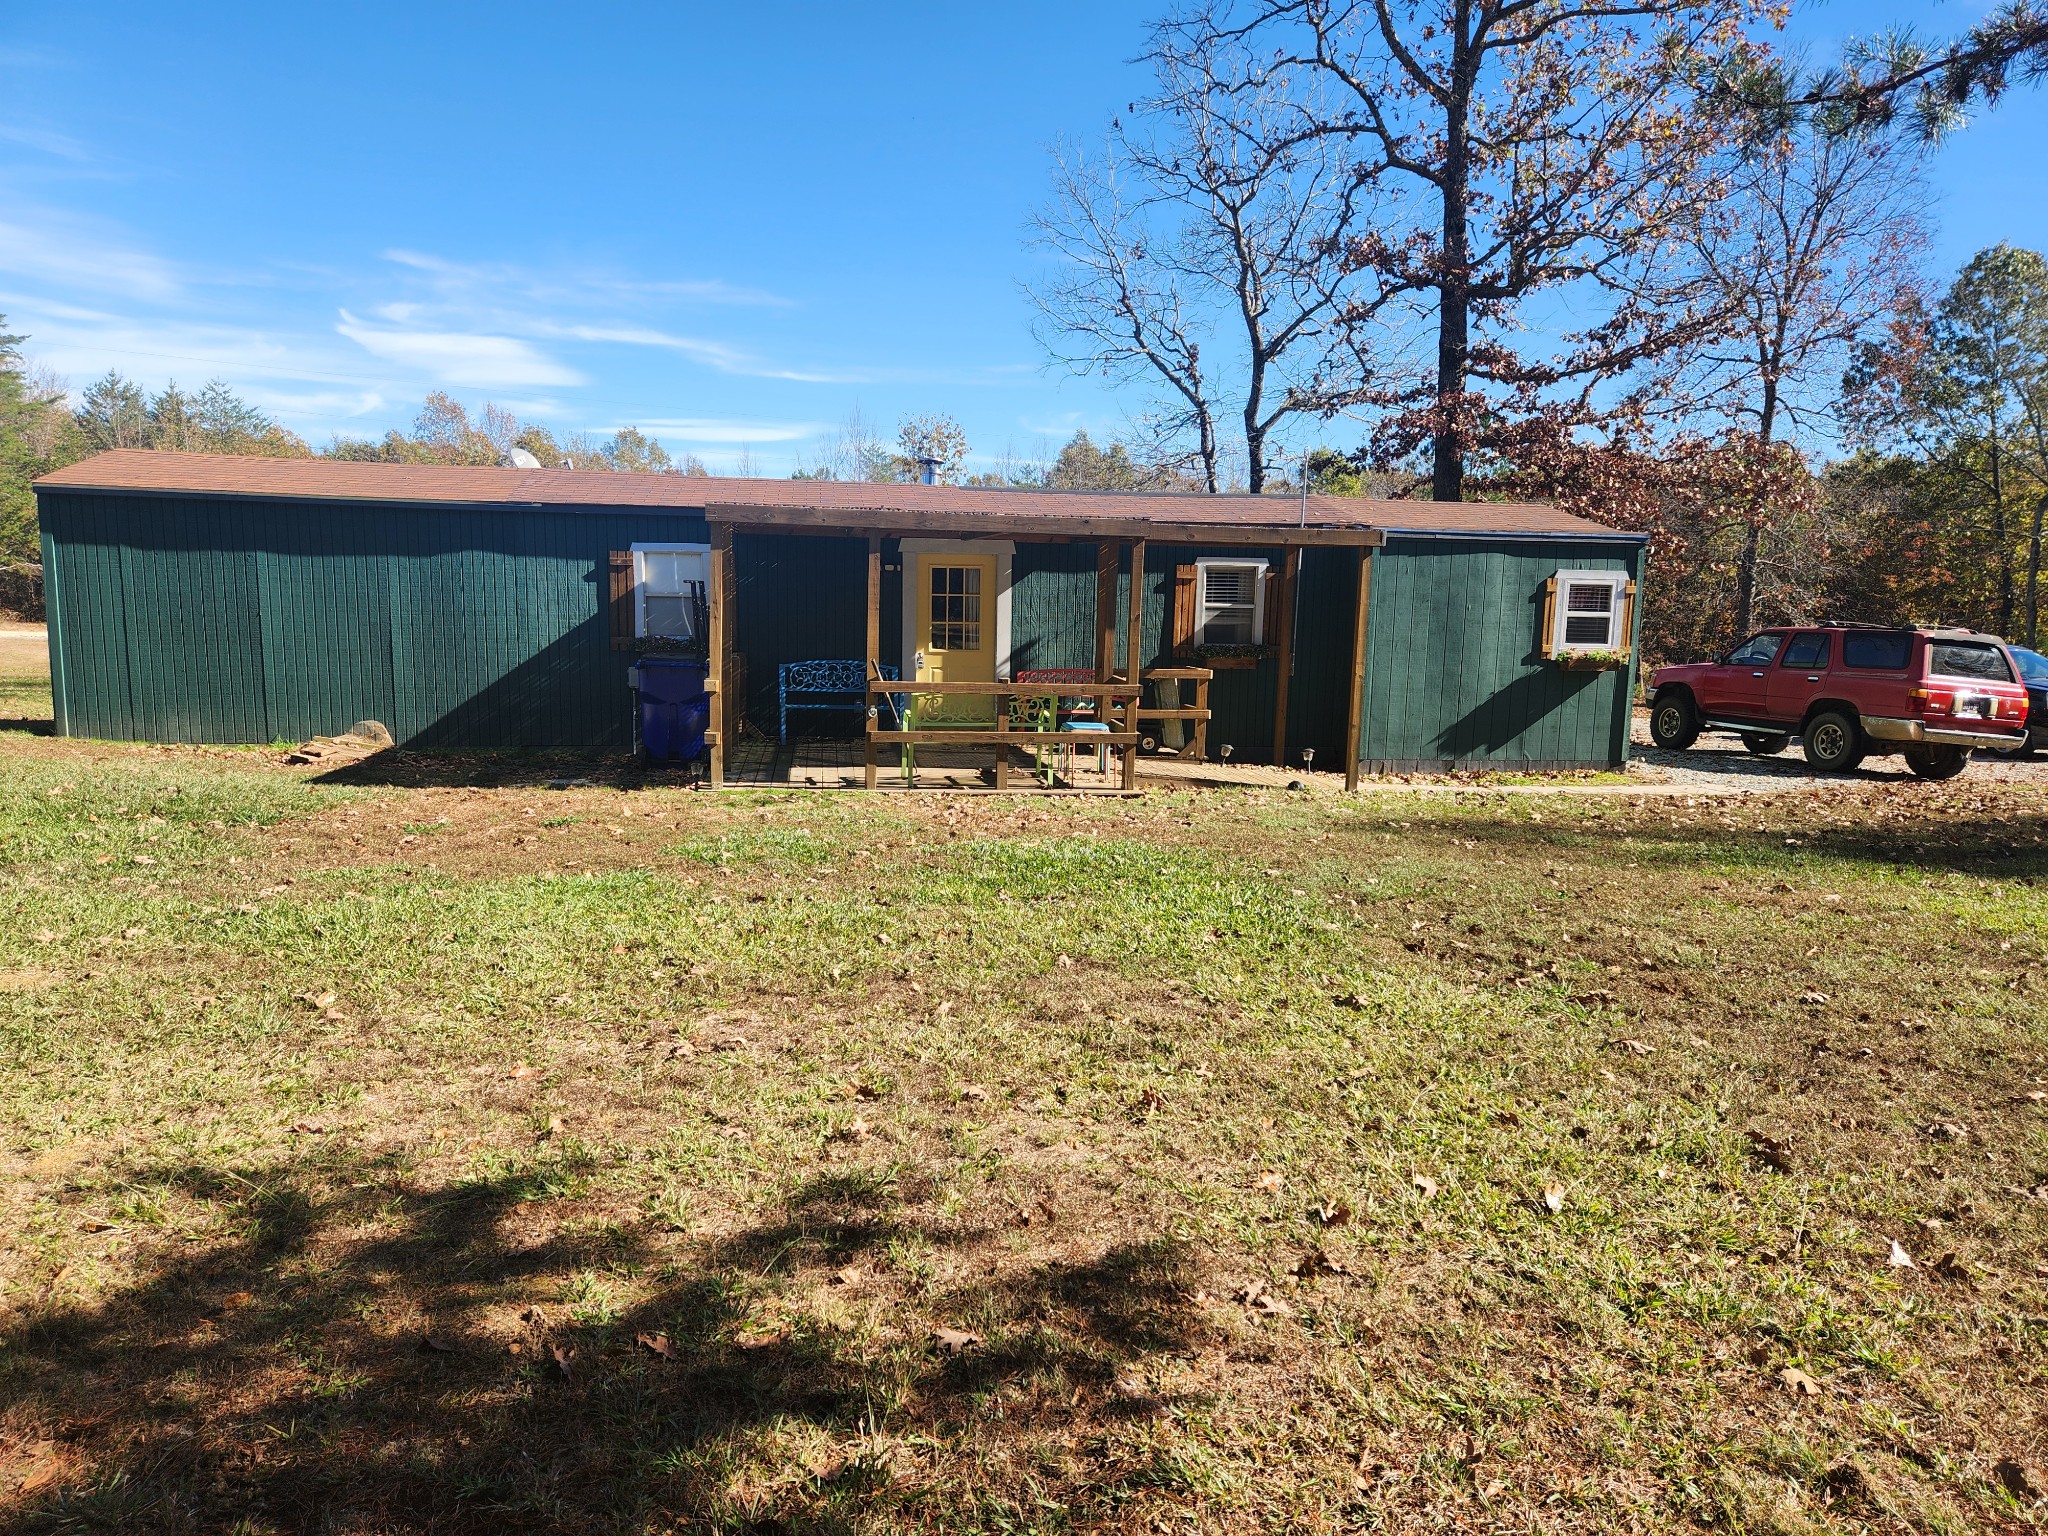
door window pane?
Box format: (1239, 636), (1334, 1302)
(928, 565), (982, 652)
(1729, 633), (1783, 666)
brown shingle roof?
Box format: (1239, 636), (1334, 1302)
(35, 449), (1630, 543)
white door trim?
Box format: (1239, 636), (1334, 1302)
(898, 538), (1015, 680)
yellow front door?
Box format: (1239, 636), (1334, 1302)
(914, 553), (997, 723)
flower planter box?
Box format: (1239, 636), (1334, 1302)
(1183, 645), (1275, 670)
(1553, 651), (1631, 672)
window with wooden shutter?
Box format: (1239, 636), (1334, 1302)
(1545, 569), (1629, 655)
(1194, 558), (1268, 645)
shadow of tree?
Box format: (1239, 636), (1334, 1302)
(1391, 791), (2048, 880)
(0, 1157), (1203, 1534)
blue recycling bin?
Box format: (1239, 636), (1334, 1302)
(630, 657), (711, 762)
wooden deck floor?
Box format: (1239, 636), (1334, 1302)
(720, 736), (1306, 793)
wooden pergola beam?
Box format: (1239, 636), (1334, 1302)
(705, 504), (1384, 547)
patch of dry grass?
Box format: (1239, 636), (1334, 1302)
(0, 726), (2045, 1534)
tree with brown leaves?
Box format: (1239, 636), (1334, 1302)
(1160, 0), (1777, 502)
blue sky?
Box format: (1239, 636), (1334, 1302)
(1, 1), (2044, 476)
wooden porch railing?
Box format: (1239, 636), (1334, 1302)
(865, 679), (1143, 790)
(1136, 666), (1212, 762)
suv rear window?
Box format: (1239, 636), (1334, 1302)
(1842, 632), (1911, 669)
(1927, 640), (2014, 682)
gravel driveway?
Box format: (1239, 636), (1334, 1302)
(1626, 707), (2048, 793)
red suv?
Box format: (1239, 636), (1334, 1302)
(1648, 626), (2029, 779)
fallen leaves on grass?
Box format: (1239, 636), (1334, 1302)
(1888, 1239), (1916, 1269)
(508, 1064), (538, 1080)
(1233, 1279), (1293, 1316)
(1930, 1251), (1973, 1284)
(956, 1083), (989, 1103)
(1606, 1037), (1654, 1056)
(1311, 1200), (1351, 1228)
(1799, 990), (1830, 1006)
(931, 1327), (983, 1355)
(1412, 1175), (1438, 1199)
(1922, 1120), (1968, 1142)
(636, 1332), (677, 1360)
(287, 1121), (325, 1136)
(417, 1334), (455, 1355)
(1541, 1183), (1567, 1215)
(830, 1266), (861, 1287)
(1291, 1248), (1352, 1279)
(837, 1116), (872, 1143)
(1744, 1129), (1794, 1173)
(1779, 1366), (1821, 1396)
(1256, 1170), (1284, 1193)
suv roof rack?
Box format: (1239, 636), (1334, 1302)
(1815, 620), (1905, 630)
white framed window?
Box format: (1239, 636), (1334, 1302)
(632, 543), (710, 642)
(1195, 558), (1268, 646)
(1549, 569), (1628, 653)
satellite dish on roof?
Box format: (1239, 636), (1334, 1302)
(504, 447), (542, 470)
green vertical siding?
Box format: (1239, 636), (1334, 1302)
(732, 533), (876, 735)
(1357, 538), (1641, 771)
(38, 489), (1642, 768)
(40, 492), (709, 750)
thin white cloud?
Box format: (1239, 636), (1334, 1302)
(606, 417), (822, 444)
(381, 248), (791, 309)
(335, 309), (585, 389)
(0, 120), (95, 162)
(0, 215), (180, 301)
(547, 322), (869, 384)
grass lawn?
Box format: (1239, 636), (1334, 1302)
(1, 714), (2045, 1532)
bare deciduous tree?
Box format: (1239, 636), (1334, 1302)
(1677, 127), (1929, 633)
(1028, 31), (1378, 493)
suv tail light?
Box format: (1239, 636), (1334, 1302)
(1909, 686), (1949, 715)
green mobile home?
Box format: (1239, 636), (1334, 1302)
(33, 451), (1646, 782)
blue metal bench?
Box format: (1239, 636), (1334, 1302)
(779, 659), (900, 744)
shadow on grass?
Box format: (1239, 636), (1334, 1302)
(0, 1158), (1201, 1534)
(310, 748), (703, 792)
(1390, 790), (2048, 880)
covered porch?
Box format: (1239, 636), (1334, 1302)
(698, 503), (1380, 794)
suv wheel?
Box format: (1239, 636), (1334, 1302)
(1742, 732), (1790, 756)
(1904, 745), (1969, 781)
(1802, 710), (1865, 774)
(1649, 691), (1700, 750)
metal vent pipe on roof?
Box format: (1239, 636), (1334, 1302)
(916, 455), (941, 485)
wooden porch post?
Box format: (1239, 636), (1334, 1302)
(1123, 539), (1145, 789)
(707, 522), (730, 789)
(1344, 546), (1373, 792)
(1270, 546), (1300, 769)
(1094, 541), (1118, 683)
(865, 533), (882, 790)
